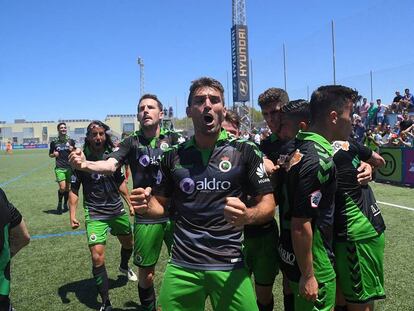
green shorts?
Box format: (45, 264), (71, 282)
(133, 221), (174, 267)
(289, 278), (336, 311)
(0, 226), (11, 296)
(158, 263), (258, 311)
(335, 233), (385, 303)
(243, 226), (279, 286)
(55, 167), (72, 183)
(85, 214), (132, 246)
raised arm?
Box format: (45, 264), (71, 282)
(69, 148), (119, 175)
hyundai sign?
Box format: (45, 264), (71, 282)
(231, 25), (250, 102)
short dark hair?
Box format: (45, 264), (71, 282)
(84, 120), (115, 151)
(281, 99), (310, 123)
(138, 94), (163, 111)
(309, 85), (359, 123)
(57, 122), (66, 131)
(188, 77), (225, 106)
(224, 110), (241, 129)
(258, 88), (289, 109)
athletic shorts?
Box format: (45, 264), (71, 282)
(55, 168), (72, 183)
(289, 278), (336, 311)
(158, 263), (258, 311)
(0, 227), (11, 296)
(335, 233), (385, 303)
(85, 214), (132, 245)
(243, 226), (279, 286)
(133, 221), (174, 267)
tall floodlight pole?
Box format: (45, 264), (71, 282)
(137, 57), (145, 97)
(283, 43), (287, 91)
(331, 20), (336, 85)
(231, 0), (251, 132)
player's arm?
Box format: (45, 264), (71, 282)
(130, 187), (169, 217)
(291, 217), (318, 302)
(69, 148), (120, 175)
(9, 219), (30, 257)
(224, 194), (275, 227)
(118, 180), (134, 216)
(49, 141), (58, 158)
(68, 188), (80, 229)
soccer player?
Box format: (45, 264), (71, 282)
(5, 141), (12, 155)
(0, 188), (30, 311)
(280, 85), (359, 311)
(69, 95), (181, 311)
(49, 122), (76, 214)
(222, 110), (241, 138)
(69, 121), (136, 311)
(130, 77), (275, 311)
(332, 139), (386, 311)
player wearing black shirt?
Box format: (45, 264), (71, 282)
(281, 86), (359, 311)
(0, 188), (30, 311)
(131, 77), (275, 311)
(69, 95), (181, 311)
(69, 121), (136, 311)
(333, 139), (386, 309)
(49, 122), (76, 214)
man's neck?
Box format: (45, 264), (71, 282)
(58, 134), (66, 140)
(194, 131), (220, 150)
(308, 124), (334, 143)
(142, 125), (160, 140)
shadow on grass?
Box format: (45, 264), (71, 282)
(58, 275), (141, 310)
(43, 209), (68, 215)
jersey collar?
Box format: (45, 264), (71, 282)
(296, 131), (333, 156)
(184, 128), (228, 150)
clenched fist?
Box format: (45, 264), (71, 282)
(130, 187), (152, 215)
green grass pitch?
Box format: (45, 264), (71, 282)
(0, 149), (413, 310)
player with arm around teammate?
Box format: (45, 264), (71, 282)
(131, 77), (276, 311)
(68, 121), (136, 311)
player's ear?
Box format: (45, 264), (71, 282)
(186, 106), (192, 118)
(299, 121), (308, 131)
(330, 111), (338, 124)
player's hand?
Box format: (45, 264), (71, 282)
(70, 217), (80, 229)
(224, 197), (249, 227)
(69, 148), (86, 169)
(264, 158), (279, 175)
(299, 274), (318, 302)
(130, 187), (152, 215)
(53, 151), (59, 158)
(357, 162), (372, 185)
(128, 203), (135, 216)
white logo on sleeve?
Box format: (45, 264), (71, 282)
(256, 163), (266, 178)
(310, 190), (322, 208)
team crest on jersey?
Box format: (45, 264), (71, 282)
(219, 156), (232, 172)
(135, 253), (143, 264)
(285, 149), (303, 172)
(139, 154), (150, 167)
(89, 233), (97, 242)
(160, 142), (169, 151)
(310, 190), (322, 208)
(179, 177), (196, 194)
(332, 141), (350, 155)
(91, 173), (103, 181)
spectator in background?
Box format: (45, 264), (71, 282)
(399, 111), (413, 132)
(0, 188), (30, 311)
(381, 124), (392, 145)
(363, 129), (380, 152)
(376, 99), (386, 125)
(353, 117), (366, 143)
(392, 91), (403, 112)
(400, 88), (414, 111)
(359, 97), (370, 124)
(367, 101), (378, 128)
(222, 110), (241, 138)
(391, 132), (411, 148)
(402, 123), (414, 146)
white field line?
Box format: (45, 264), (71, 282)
(377, 201), (414, 212)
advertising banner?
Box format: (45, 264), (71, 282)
(403, 149), (414, 185)
(377, 147), (403, 183)
(231, 25), (250, 102)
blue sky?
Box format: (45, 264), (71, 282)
(1, 0), (413, 122)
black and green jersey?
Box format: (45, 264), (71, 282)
(241, 133), (285, 237)
(71, 147), (126, 221)
(153, 129), (273, 271)
(0, 188), (22, 296)
(279, 131), (336, 283)
(49, 136), (76, 169)
(333, 139), (385, 242)
(108, 128), (181, 224)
